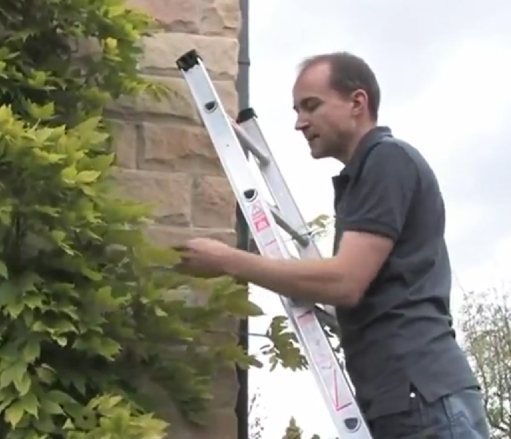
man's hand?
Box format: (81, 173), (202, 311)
(175, 238), (235, 278)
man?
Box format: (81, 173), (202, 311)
(178, 52), (491, 439)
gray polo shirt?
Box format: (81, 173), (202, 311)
(332, 126), (478, 420)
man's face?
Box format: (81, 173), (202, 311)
(292, 62), (358, 160)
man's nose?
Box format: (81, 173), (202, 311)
(294, 114), (309, 131)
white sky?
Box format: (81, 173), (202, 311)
(244, 1), (511, 438)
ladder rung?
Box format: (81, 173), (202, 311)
(269, 205), (310, 247)
(230, 116), (313, 248)
(230, 118), (269, 166)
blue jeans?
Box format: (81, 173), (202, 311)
(367, 387), (491, 439)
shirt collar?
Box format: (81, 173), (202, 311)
(332, 126), (393, 197)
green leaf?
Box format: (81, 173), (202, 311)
(0, 281), (17, 307)
(76, 170), (101, 183)
(0, 361), (27, 390)
(63, 418), (75, 429)
(89, 153), (115, 172)
(96, 337), (122, 359)
(24, 294), (44, 310)
(0, 105), (13, 123)
(22, 339), (40, 363)
(4, 400), (25, 428)
(51, 230), (66, 244)
(35, 365), (55, 385)
(14, 371), (31, 396)
(46, 389), (76, 405)
(74, 116), (101, 135)
(6, 300), (25, 318)
(33, 411), (55, 432)
(19, 392), (39, 417)
(61, 166), (77, 183)
(0, 261), (8, 279)
(26, 101), (54, 120)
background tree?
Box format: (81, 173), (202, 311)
(283, 416), (302, 439)
(248, 387), (267, 439)
(460, 284), (511, 439)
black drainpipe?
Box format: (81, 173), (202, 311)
(235, 1), (250, 439)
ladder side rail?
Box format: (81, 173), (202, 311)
(176, 50), (372, 439)
(176, 54), (287, 261)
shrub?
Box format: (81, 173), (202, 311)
(0, 1), (304, 438)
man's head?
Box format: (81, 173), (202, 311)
(292, 52), (380, 162)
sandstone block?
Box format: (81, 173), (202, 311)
(115, 170), (191, 226)
(192, 176), (236, 228)
(209, 366), (239, 409)
(163, 408), (237, 439)
(128, 0), (240, 38)
(141, 122), (223, 175)
(201, 0), (241, 37)
(136, 375), (237, 439)
(110, 77), (198, 122)
(110, 77), (238, 121)
(109, 120), (138, 169)
(127, 0), (200, 33)
(140, 33), (239, 79)
(191, 408), (237, 439)
(216, 80), (239, 117)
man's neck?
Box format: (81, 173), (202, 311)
(337, 123), (377, 164)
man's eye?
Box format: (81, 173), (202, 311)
(304, 100), (320, 112)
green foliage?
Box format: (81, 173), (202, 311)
(306, 214), (334, 242)
(460, 286), (511, 439)
(0, 0), (304, 438)
(0, 0), (166, 127)
(261, 316), (307, 371)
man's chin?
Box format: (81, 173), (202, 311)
(309, 147), (327, 159)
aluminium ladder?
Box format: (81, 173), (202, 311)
(176, 49), (372, 439)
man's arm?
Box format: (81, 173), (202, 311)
(220, 143), (419, 307)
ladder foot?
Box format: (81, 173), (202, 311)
(176, 49), (201, 71)
(237, 107), (256, 123)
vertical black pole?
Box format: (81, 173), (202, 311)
(235, 1), (250, 439)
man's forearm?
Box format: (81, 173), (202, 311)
(221, 248), (357, 306)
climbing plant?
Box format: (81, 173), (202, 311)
(0, 0), (302, 438)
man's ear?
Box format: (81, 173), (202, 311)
(350, 89), (369, 117)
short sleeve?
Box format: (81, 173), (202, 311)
(342, 143), (419, 241)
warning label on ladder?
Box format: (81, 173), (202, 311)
(297, 311), (353, 412)
(251, 203), (270, 232)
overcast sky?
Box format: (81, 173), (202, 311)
(245, 1), (511, 437)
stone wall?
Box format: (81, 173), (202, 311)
(111, 0), (242, 438)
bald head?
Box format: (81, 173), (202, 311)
(297, 52), (380, 121)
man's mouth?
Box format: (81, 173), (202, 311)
(307, 134), (319, 143)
